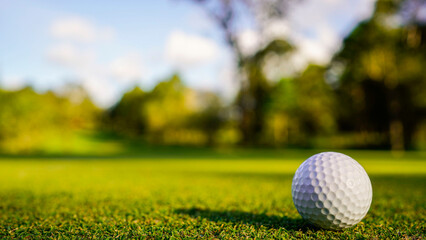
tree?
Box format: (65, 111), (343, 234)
(190, 91), (224, 145)
(108, 87), (147, 136)
(183, 0), (291, 145)
(331, 0), (426, 149)
(264, 65), (336, 146)
(107, 74), (225, 146)
(236, 39), (293, 145)
(0, 86), (99, 153)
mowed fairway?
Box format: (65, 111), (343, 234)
(0, 151), (424, 239)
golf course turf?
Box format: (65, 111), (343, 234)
(0, 150), (424, 239)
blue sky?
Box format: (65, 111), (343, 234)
(0, 0), (376, 107)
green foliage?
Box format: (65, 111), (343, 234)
(144, 75), (194, 133)
(332, 0), (426, 149)
(108, 74), (224, 146)
(0, 150), (424, 238)
(109, 87), (147, 136)
(0, 87), (99, 153)
(236, 39), (294, 145)
(263, 65), (336, 146)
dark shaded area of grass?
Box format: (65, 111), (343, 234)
(175, 208), (313, 231)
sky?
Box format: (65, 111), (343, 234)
(0, 0), (376, 107)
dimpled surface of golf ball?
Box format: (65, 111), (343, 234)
(292, 152), (372, 230)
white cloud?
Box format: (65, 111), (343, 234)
(46, 45), (139, 107)
(46, 45), (113, 107)
(297, 38), (333, 64)
(47, 43), (96, 69)
(165, 30), (219, 67)
(45, 16), (144, 107)
(237, 29), (261, 56)
(264, 19), (290, 40)
(80, 76), (121, 108)
(217, 64), (239, 101)
(261, 0), (374, 68)
(110, 54), (143, 83)
(289, 24), (341, 65)
(50, 16), (114, 43)
(0, 76), (27, 90)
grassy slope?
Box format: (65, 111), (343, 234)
(0, 151), (424, 239)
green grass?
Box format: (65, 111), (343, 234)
(0, 150), (424, 239)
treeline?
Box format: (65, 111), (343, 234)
(105, 75), (226, 146)
(104, 66), (341, 148)
(0, 86), (99, 153)
(0, 0), (425, 153)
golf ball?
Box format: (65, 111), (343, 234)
(291, 152), (372, 230)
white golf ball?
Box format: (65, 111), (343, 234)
(292, 152), (372, 230)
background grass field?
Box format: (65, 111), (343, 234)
(0, 150), (425, 239)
